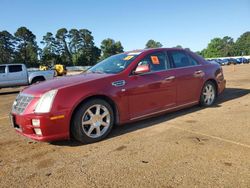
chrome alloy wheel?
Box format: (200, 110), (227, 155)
(81, 104), (111, 138)
(202, 83), (215, 105)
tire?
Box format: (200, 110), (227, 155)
(200, 81), (217, 107)
(71, 99), (114, 144)
(31, 77), (45, 84)
(54, 70), (58, 77)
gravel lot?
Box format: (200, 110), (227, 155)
(0, 64), (250, 188)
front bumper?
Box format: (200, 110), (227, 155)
(218, 79), (226, 94)
(10, 112), (70, 142)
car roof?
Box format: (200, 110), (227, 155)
(124, 47), (185, 54)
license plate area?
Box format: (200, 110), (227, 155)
(10, 114), (21, 131)
(10, 114), (15, 127)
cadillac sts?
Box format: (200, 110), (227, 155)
(10, 48), (226, 143)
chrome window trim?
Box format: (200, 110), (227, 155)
(129, 64), (203, 77)
(167, 64), (202, 71)
(129, 69), (169, 77)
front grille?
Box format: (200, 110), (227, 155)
(12, 93), (34, 114)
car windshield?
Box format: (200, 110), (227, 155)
(88, 53), (139, 74)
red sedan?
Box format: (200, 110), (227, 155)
(10, 48), (226, 143)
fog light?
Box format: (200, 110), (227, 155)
(34, 128), (42, 136)
(32, 119), (40, 127)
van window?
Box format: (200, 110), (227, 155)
(0, 66), (6, 73)
(9, 65), (22, 73)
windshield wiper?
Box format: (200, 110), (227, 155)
(88, 70), (104, 74)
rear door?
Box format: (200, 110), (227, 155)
(126, 51), (177, 119)
(168, 50), (204, 105)
(6, 65), (28, 86)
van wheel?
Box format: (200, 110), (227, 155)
(200, 81), (216, 106)
(71, 99), (114, 144)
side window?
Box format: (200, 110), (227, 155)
(187, 54), (199, 66)
(8, 65), (22, 73)
(137, 52), (166, 72)
(169, 51), (198, 68)
(0, 66), (6, 74)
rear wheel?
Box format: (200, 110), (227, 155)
(200, 81), (216, 106)
(31, 77), (45, 84)
(71, 99), (114, 144)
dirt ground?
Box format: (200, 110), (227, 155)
(0, 64), (249, 188)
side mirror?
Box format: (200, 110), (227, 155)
(134, 64), (150, 75)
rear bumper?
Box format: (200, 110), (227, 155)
(10, 112), (70, 142)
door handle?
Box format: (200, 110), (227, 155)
(193, 70), (204, 77)
(164, 76), (175, 81)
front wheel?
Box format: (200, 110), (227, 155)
(200, 81), (217, 106)
(71, 99), (114, 144)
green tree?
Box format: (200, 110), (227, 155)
(203, 38), (223, 58)
(195, 51), (202, 56)
(14, 27), (39, 67)
(69, 29), (81, 54)
(202, 36), (234, 58)
(78, 29), (100, 66)
(100, 38), (124, 59)
(198, 49), (207, 57)
(69, 29), (81, 65)
(175, 45), (182, 48)
(69, 29), (101, 66)
(0, 30), (16, 64)
(233, 32), (250, 56)
(40, 32), (61, 66)
(55, 28), (72, 66)
(221, 36), (234, 56)
(145, 39), (163, 48)
(91, 46), (101, 65)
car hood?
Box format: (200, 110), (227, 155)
(22, 73), (114, 96)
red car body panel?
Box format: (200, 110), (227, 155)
(10, 48), (226, 142)
(125, 70), (177, 119)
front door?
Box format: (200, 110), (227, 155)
(126, 52), (176, 119)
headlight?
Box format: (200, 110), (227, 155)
(35, 89), (58, 113)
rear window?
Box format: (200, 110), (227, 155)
(8, 65), (22, 73)
(0, 66), (6, 73)
(169, 51), (198, 68)
(187, 54), (199, 66)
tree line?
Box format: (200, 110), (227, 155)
(0, 27), (124, 67)
(197, 32), (250, 58)
(145, 32), (250, 58)
(0, 27), (249, 67)
(147, 32), (250, 58)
